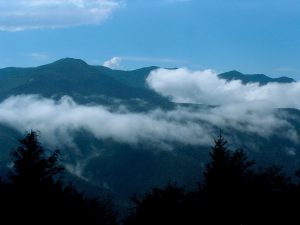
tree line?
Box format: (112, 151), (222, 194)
(0, 131), (299, 224)
(0, 131), (117, 224)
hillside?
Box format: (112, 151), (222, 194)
(0, 58), (171, 109)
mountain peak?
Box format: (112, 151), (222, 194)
(227, 70), (244, 75)
(50, 58), (88, 67)
(218, 70), (295, 85)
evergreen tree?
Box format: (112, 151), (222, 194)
(124, 182), (186, 225)
(204, 134), (254, 192)
(10, 131), (62, 189)
(202, 134), (255, 224)
(2, 131), (118, 225)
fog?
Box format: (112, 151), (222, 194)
(0, 94), (297, 151)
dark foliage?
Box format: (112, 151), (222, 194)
(10, 131), (63, 189)
(1, 131), (300, 224)
(204, 134), (255, 192)
(123, 182), (186, 225)
(0, 131), (118, 225)
(125, 134), (300, 225)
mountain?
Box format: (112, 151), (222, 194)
(1, 59), (294, 105)
(0, 58), (299, 215)
(92, 65), (159, 89)
(0, 58), (171, 109)
(218, 70), (295, 85)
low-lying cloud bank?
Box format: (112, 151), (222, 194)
(147, 68), (300, 108)
(0, 95), (297, 151)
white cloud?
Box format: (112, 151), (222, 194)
(0, 0), (123, 31)
(0, 95), (297, 152)
(25, 52), (50, 61)
(145, 68), (300, 146)
(103, 57), (122, 69)
(123, 56), (187, 64)
(0, 95), (211, 149)
(146, 68), (300, 109)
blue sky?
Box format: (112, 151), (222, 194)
(0, 0), (300, 78)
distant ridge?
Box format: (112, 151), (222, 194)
(0, 59), (296, 105)
(218, 70), (295, 85)
(0, 58), (172, 108)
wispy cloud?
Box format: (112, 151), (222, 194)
(122, 56), (187, 64)
(0, 95), (297, 152)
(103, 57), (122, 69)
(1, 94), (297, 181)
(0, 95), (212, 149)
(275, 67), (297, 73)
(0, 0), (123, 31)
(24, 52), (51, 61)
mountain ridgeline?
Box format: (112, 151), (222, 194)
(0, 58), (295, 107)
(218, 70), (295, 85)
(0, 58), (169, 109)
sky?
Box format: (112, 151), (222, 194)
(0, 0), (300, 78)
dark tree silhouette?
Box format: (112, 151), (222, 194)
(1, 131), (300, 225)
(123, 182), (186, 225)
(0, 131), (118, 225)
(202, 134), (296, 224)
(199, 135), (254, 224)
(246, 165), (294, 224)
(204, 134), (254, 192)
(122, 134), (300, 225)
(10, 131), (62, 189)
